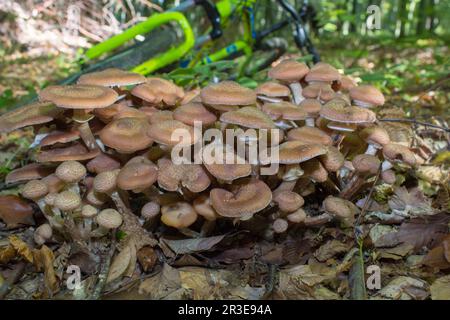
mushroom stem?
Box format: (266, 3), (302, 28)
(288, 82), (304, 105)
(304, 213), (332, 226)
(305, 117), (315, 127)
(365, 144), (378, 155)
(200, 220), (216, 237)
(78, 121), (99, 151)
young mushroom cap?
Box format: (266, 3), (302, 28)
(323, 196), (358, 223)
(54, 190), (82, 211)
(173, 102), (217, 126)
(269, 141), (328, 165)
(131, 78), (184, 106)
(287, 208), (307, 223)
(200, 81), (256, 106)
(349, 85), (385, 107)
(382, 143), (416, 166)
(301, 159), (328, 183)
(305, 62), (341, 83)
(319, 146), (345, 172)
(381, 169), (396, 184)
(117, 160), (158, 191)
(77, 68), (146, 87)
(36, 142), (100, 162)
(299, 99), (322, 116)
(55, 160), (86, 183)
(220, 107), (276, 129)
(273, 191), (304, 213)
(81, 204), (98, 218)
(352, 154), (380, 175)
(21, 180), (49, 200)
(93, 170), (120, 194)
(320, 98), (377, 124)
(302, 83), (336, 101)
(141, 201), (160, 220)
(339, 75), (358, 91)
(6, 164), (53, 185)
(39, 85), (118, 109)
(261, 102), (308, 121)
(157, 158), (210, 193)
(256, 82), (291, 98)
(99, 117), (153, 153)
(96, 208), (123, 229)
(210, 179), (272, 218)
(161, 202), (198, 228)
(147, 120), (199, 146)
(0, 101), (61, 133)
(193, 195), (218, 221)
(273, 218), (289, 233)
(359, 126), (391, 148)
(34, 223), (53, 245)
(86, 153), (121, 174)
(268, 59), (309, 83)
(287, 126), (333, 146)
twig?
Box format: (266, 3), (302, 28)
(355, 168), (381, 228)
(379, 118), (450, 132)
(90, 241), (116, 300)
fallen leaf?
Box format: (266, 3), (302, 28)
(9, 235), (33, 263)
(32, 245), (59, 294)
(137, 246), (158, 272)
(314, 240), (351, 262)
(388, 187), (435, 217)
(377, 276), (428, 300)
(106, 242), (134, 284)
(138, 263), (182, 299)
(0, 195), (34, 229)
(161, 235), (225, 255)
(0, 245), (16, 264)
(422, 234), (450, 269)
(378, 244), (414, 260)
(430, 275), (450, 300)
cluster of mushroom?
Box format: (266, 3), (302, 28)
(0, 62), (421, 248)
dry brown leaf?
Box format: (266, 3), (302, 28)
(388, 187), (434, 217)
(138, 263), (182, 299)
(106, 243), (133, 284)
(314, 240), (351, 262)
(137, 246), (158, 272)
(422, 234), (450, 269)
(377, 276), (428, 300)
(0, 245), (16, 264)
(9, 235), (33, 263)
(161, 235), (226, 255)
(378, 244), (414, 260)
(0, 195), (35, 229)
(32, 245), (59, 294)
(430, 275), (450, 300)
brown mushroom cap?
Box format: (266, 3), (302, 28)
(39, 129), (80, 147)
(93, 103), (127, 123)
(287, 126), (333, 146)
(381, 169), (396, 184)
(39, 84), (118, 109)
(286, 208), (307, 223)
(256, 82), (291, 97)
(36, 142), (100, 162)
(359, 126), (390, 147)
(99, 117), (153, 153)
(273, 191), (304, 213)
(200, 81), (256, 106)
(54, 190), (82, 211)
(5, 164), (53, 185)
(77, 68), (146, 87)
(21, 180), (49, 200)
(323, 196), (358, 224)
(112, 107), (149, 121)
(261, 102), (307, 121)
(268, 59), (309, 83)
(193, 195), (218, 221)
(34, 223), (53, 245)
(319, 146), (345, 172)
(299, 99), (322, 117)
(0, 101), (61, 133)
(303, 83), (336, 101)
(352, 154), (380, 175)
(117, 159), (158, 191)
(305, 62), (341, 83)
(220, 106), (276, 129)
(301, 159), (328, 183)
(210, 179), (272, 218)
(86, 153), (121, 174)
(93, 170), (119, 194)
(270, 141), (328, 165)
(141, 201), (160, 220)
(339, 75), (357, 91)
(161, 202), (198, 228)
(42, 174), (65, 194)
(96, 208), (123, 229)
(157, 158), (210, 193)
(131, 78), (184, 106)
(320, 98), (377, 123)
(147, 120), (198, 146)
(173, 102), (217, 126)
(81, 205), (98, 218)
(382, 143), (416, 166)
(55, 160), (86, 183)
(273, 218), (289, 233)
(349, 85), (385, 107)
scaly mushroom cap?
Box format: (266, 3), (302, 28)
(141, 201), (160, 220)
(6, 164), (53, 185)
(55, 160), (86, 183)
(42, 174), (65, 193)
(256, 82), (291, 98)
(319, 146), (345, 172)
(173, 102), (217, 126)
(21, 180), (49, 200)
(34, 223), (52, 245)
(302, 83), (336, 101)
(148, 110), (174, 124)
(323, 196), (358, 222)
(93, 170), (119, 194)
(352, 154), (380, 175)
(147, 120), (198, 146)
(99, 117), (153, 153)
(112, 107), (149, 121)
(271, 141), (328, 165)
(37, 142), (100, 162)
(117, 160), (158, 191)
(39, 84), (118, 109)
(157, 158), (210, 193)
(382, 143), (416, 166)
(273, 218), (289, 233)
(94, 103), (127, 123)
(54, 190), (82, 211)
(305, 62), (341, 83)
(77, 68), (146, 87)
(287, 126), (333, 146)
(39, 129), (80, 147)
(131, 78), (184, 106)
(339, 75), (357, 91)
(359, 126), (390, 148)
(268, 59), (309, 82)
(86, 153), (121, 174)
(210, 179), (272, 218)
(81, 205), (98, 218)
(96, 208), (123, 229)
(349, 85), (385, 107)
(261, 102), (307, 121)
(273, 191), (304, 213)
(0, 101), (61, 133)
(299, 99), (322, 117)
(301, 159), (328, 183)
(193, 195), (218, 221)
(161, 202), (198, 228)
(200, 81), (256, 106)
(220, 107), (276, 129)
(320, 98), (377, 123)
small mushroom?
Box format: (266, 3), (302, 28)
(173, 102), (217, 126)
(200, 81), (256, 111)
(299, 99), (322, 127)
(34, 223), (53, 246)
(255, 82), (291, 103)
(349, 85), (385, 108)
(323, 196), (359, 227)
(340, 154), (380, 199)
(381, 143), (416, 171)
(132, 77), (184, 107)
(359, 126), (390, 155)
(92, 208), (123, 237)
(55, 160), (86, 194)
(141, 201), (160, 229)
(157, 158), (210, 193)
(161, 202), (198, 230)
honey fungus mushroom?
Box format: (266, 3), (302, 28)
(77, 68), (146, 87)
(132, 77), (184, 107)
(161, 202), (198, 229)
(255, 82), (291, 103)
(323, 196), (359, 227)
(157, 158), (210, 193)
(200, 81), (256, 111)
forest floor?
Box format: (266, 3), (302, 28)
(0, 35), (449, 300)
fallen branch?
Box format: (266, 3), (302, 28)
(379, 118), (450, 132)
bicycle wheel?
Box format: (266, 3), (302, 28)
(242, 37), (288, 77)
